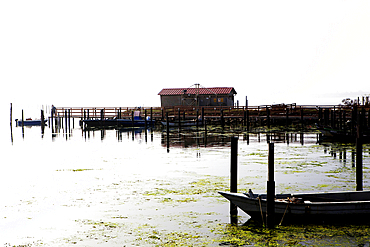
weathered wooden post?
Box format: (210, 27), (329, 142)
(230, 136), (238, 224)
(286, 107), (289, 128)
(177, 108), (181, 131)
(356, 113), (363, 191)
(300, 107), (304, 129)
(65, 109), (68, 131)
(166, 112), (170, 152)
(221, 109), (224, 129)
(21, 109), (24, 138)
(41, 109), (45, 134)
(68, 109), (71, 130)
(131, 111), (134, 128)
(266, 106), (270, 128)
(201, 107), (205, 126)
(246, 109), (250, 131)
(144, 109), (147, 129)
(10, 103), (12, 127)
(243, 109), (247, 127)
(150, 107), (153, 124)
(21, 109), (24, 128)
(266, 142), (275, 228)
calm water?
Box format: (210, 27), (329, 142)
(2, 122), (370, 246)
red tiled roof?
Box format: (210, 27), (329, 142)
(158, 87), (236, 96)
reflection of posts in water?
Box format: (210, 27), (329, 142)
(230, 136), (238, 224)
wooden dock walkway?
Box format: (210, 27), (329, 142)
(53, 104), (370, 129)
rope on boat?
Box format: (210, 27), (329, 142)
(279, 198), (291, 226)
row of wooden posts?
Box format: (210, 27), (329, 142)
(52, 105), (370, 129)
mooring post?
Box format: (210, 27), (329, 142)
(150, 107), (153, 125)
(41, 109), (45, 133)
(221, 109), (224, 129)
(243, 109), (246, 127)
(201, 107), (205, 126)
(10, 103), (12, 127)
(266, 142), (275, 228)
(301, 107), (304, 129)
(68, 109), (71, 130)
(177, 108), (180, 129)
(286, 107), (289, 127)
(230, 136), (238, 224)
(166, 112), (169, 152)
(356, 113), (363, 191)
(21, 109), (24, 138)
(21, 109), (24, 128)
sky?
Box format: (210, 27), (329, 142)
(1, 0), (370, 117)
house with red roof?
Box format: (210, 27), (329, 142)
(158, 84), (237, 107)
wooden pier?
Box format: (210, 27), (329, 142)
(53, 104), (370, 129)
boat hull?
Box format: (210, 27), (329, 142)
(82, 119), (154, 129)
(16, 120), (47, 126)
(161, 120), (203, 127)
(219, 191), (370, 224)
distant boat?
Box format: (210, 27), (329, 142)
(82, 118), (154, 129)
(161, 119), (203, 127)
(219, 190), (370, 224)
(15, 118), (47, 126)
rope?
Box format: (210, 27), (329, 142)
(279, 198), (291, 226)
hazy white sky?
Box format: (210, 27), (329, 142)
(1, 0), (370, 114)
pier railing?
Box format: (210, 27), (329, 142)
(54, 105), (369, 127)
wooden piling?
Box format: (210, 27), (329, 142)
(65, 110), (68, 131)
(145, 109), (147, 129)
(21, 109), (24, 128)
(201, 107), (205, 126)
(356, 113), (363, 191)
(41, 109), (45, 131)
(166, 112), (169, 152)
(221, 109), (224, 129)
(10, 103), (12, 127)
(300, 107), (304, 129)
(230, 136), (238, 223)
(178, 108), (181, 129)
(266, 142), (275, 228)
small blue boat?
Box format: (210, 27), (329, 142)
(15, 119), (47, 126)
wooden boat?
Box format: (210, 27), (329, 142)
(219, 190), (370, 224)
(15, 118), (47, 126)
(82, 117), (154, 129)
(161, 119), (203, 127)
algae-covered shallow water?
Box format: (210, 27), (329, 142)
(2, 124), (370, 246)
